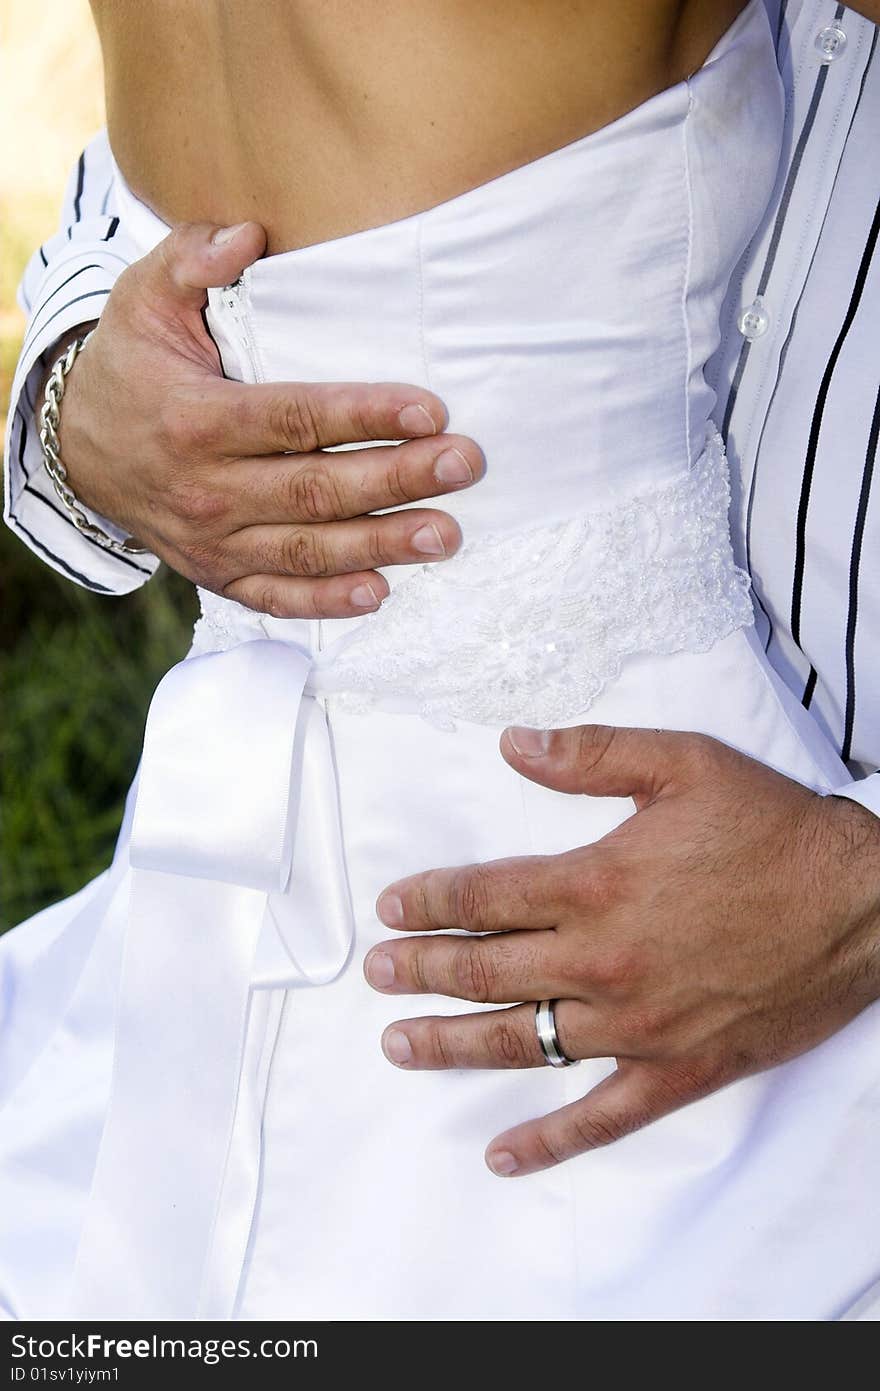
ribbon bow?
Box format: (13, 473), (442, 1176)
(69, 639), (355, 1318)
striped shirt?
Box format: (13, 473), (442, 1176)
(3, 0), (879, 811)
(711, 0), (880, 813)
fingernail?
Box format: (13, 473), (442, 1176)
(211, 223), (249, 246)
(398, 403), (437, 436)
(377, 893), (404, 927)
(365, 950), (395, 990)
(487, 1150), (519, 1177)
(350, 582), (381, 610)
(382, 1029), (413, 1066)
(507, 727), (551, 758)
(433, 447), (473, 486)
(412, 524), (446, 557)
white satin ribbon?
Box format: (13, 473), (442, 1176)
(68, 639), (355, 1319)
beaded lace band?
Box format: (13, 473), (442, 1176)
(191, 429), (753, 728)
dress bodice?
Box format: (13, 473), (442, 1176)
(113, 0), (784, 725)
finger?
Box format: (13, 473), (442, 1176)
(223, 433), (485, 525)
(222, 570), (390, 619)
(139, 221), (269, 312)
(376, 856), (572, 934)
(380, 999), (611, 1071)
(219, 378), (450, 456)
(364, 929), (563, 1004)
(500, 724), (705, 808)
(485, 1060), (710, 1177)
(226, 506), (463, 579)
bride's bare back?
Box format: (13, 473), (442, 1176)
(92, 0), (745, 254)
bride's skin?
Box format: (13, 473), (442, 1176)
(94, 0), (745, 255)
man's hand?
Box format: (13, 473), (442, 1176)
(55, 221), (483, 616)
(365, 725), (880, 1176)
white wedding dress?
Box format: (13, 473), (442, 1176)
(2, 0), (879, 1320)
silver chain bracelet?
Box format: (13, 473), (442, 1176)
(38, 331), (150, 556)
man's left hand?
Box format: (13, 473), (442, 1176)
(365, 725), (880, 1177)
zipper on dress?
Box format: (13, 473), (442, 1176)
(220, 274), (263, 384)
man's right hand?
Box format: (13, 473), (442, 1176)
(54, 221), (483, 617)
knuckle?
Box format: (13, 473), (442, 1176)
(410, 872), (444, 929)
(157, 389), (219, 458)
(588, 943), (639, 995)
(574, 1107), (624, 1150)
(347, 396), (377, 447)
(659, 1058), (716, 1101)
(452, 943), (494, 1003)
(574, 723), (618, 776)
(281, 528), (329, 578)
(382, 447), (419, 504)
(365, 523), (390, 568)
(533, 1128), (571, 1167)
(619, 1002), (670, 1051)
(271, 393), (321, 453)
(300, 581), (330, 620)
(424, 1020), (453, 1069)
(180, 404), (223, 456)
(168, 478), (226, 528)
(286, 465), (339, 522)
(452, 866), (492, 931)
(405, 946), (432, 996)
(487, 1015), (532, 1068)
(184, 537), (225, 582)
(245, 582), (287, 619)
(583, 852), (624, 913)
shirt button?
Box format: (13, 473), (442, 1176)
(738, 296), (770, 341)
(815, 25), (847, 63)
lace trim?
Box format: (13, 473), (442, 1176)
(191, 431), (753, 727)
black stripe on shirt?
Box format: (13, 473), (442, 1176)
(720, 21), (840, 441)
(742, 308), (803, 658)
(801, 667), (818, 710)
(743, 27), (878, 715)
(21, 288), (111, 361)
(842, 385), (880, 763)
(38, 245), (48, 267)
(20, 481), (155, 577)
(790, 193), (880, 654)
(6, 505), (114, 593)
(16, 402), (30, 480)
(20, 264), (102, 357)
(774, 0), (788, 51)
(103, 216), (120, 241)
(73, 150), (86, 223)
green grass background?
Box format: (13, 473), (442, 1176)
(0, 532), (196, 931)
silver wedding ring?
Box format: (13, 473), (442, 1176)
(535, 999), (577, 1068)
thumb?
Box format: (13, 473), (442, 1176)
(500, 722), (696, 806)
(137, 220), (268, 314)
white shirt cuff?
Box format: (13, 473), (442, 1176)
(828, 772), (880, 821)
(4, 235), (160, 594)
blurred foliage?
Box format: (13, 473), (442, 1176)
(0, 522), (197, 931)
(0, 0), (196, 931)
